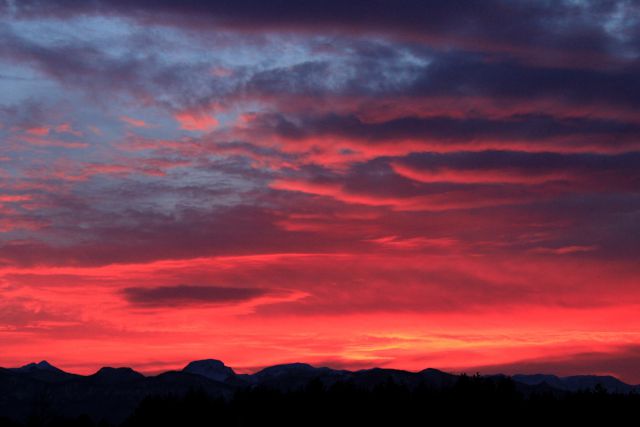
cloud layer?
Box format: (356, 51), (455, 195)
(0, 0), (639, 381)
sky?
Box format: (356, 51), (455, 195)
(0, 0), (639, 382)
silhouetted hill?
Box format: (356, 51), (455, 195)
(252, 363), (347, 390)
(181, 359), (245, 387)
(348, 367), (450, 390)
(250, 364), (460, 391)
(10, 361), (63, 375)
(1, 359), (639, 425)
(88, 367), (145, 385)
(0, 362), (233, 425)
(8, 361), (78, 384)
(419, 367), (459, 388)
(513, 373), (637, 393)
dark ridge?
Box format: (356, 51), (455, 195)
(1, 359), (639, 425)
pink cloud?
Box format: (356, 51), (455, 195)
(175, 111), (219, 132)
(25, 126), (50, 136)
(120, 116), (150, 128)
(530, 245), (599, 255)
(391, 162), (572, 185)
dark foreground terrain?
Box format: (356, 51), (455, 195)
(1, 360), (639, 426)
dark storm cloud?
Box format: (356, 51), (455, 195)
(396, 151), (640, 185)
(122, 284), (276, 307)
(7, 0), (638, 64)
(407, 54), (640, 109)
(254, 112), (640, 152)
(241, 51), (640, 111)
(3, 18), (639, 122)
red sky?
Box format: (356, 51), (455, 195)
(1, 0), (640, 382)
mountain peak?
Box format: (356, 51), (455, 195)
(91, 367), (145, 384)
(13, 360), (62, 373)
(254, 363), (324, 378)
(183, 359), (236, 382)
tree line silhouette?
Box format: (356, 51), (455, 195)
(1, 374), (638, 427)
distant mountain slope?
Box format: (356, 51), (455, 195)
(512, 373), (637, 394)
(8, 360), (78, 383)
(182, 359), (237, 384)
(252, 363), (347, 390)
(0, 362), (233, 424)
(10, 361), (62, 374)
(1, 359), (638, 423)
(87, 367), (146, 385)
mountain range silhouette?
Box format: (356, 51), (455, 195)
(1, 358), (638, 425)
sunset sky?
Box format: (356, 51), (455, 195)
(1, 1), (640, 382)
